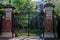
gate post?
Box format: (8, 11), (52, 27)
(1, 0), (15, 38)
(44, 3), (56, 38)
(0, 4), (4, 34)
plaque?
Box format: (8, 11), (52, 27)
(46, 10), (52, 19)
(6, 12), (12, 18)
(6, 12), (12, 20)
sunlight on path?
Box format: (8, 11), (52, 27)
(9, 36), (43, 40)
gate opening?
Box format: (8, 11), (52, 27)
(13, 11), (44, 36)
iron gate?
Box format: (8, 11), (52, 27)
(13, 11), (44, 37)
(0, 11), (3, 34)
(0, 15), (2, 34)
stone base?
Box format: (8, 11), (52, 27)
(41, 32), (57, 38)
(1, 32), (15, 38)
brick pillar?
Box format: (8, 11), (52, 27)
(1, 12), (13, 38)
(44, 14), (56, 32)
(44, 13), (52, 32)
(2, 16), (6, 32)
(43, 3), (56, 38)
(1, 4), (15, 38)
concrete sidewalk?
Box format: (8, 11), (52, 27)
(0, 37), (12, 40)
(9, 36), (58, 40)
(0, 36), (58, 40)
(9, 36), (43, 40)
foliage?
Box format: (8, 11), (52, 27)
(51, 0), (60, 17)
(15, 12), (39, 27)
(0, 0), (41, 32)
(15, 29), (42, 36)
(1, 0), (36, 12)
(0, 0), (36, 25)
(11, 0), (35, 12)
(0, 5), (5, 17)
(11, 0), (38, 27)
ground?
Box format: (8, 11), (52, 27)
(9, 36), (43, 40)
(0, 36), (58, 40)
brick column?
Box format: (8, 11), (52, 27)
(43, 3), (56, 38)
(44, 14), (53, 32)
(44, 14), (56, 32)
(1, 4), (15, 38)
(1, 12), (13, 38)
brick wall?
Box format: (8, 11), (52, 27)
(44, 13), (56, 32)
(2, 17), (12, 32)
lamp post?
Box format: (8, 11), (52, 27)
(44, 3), (55, 38)
(27, 5), (30, 36)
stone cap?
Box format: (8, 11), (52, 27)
(4, 4), (15, 9)
(44, 3), (55, 8)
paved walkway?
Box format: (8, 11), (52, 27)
(0, 36), (58, 40)
(9, 36), (43, 40)
(0, 37), (12, 40)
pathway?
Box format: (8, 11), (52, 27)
(9, 36), (43, 40)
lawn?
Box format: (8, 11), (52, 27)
(15, 29), (44, 36)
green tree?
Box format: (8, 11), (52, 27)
(51, 0), (60, 17)
(11, 0), (35, 12)
(1, 0), (38, 30)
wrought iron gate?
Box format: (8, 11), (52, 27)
(0, 13), (2, 34)
(13, 11), (44, 36)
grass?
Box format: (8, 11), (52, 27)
(15, 29), (44, 36)
(17, 32), (38, 36)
